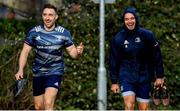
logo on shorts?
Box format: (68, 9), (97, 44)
(121, 86), (124, 91)
(54, 82), (59, 87)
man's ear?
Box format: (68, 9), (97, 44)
(55, 14), (58, 20)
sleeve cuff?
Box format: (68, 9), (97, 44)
(111, 79), (118, 84)
(156, 74), (164, 78)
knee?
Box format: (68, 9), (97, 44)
(138, 103), (149, 110)
(125, 102), (135, 110)
(44, 99), (54, 110)
(34, 102), (44, 110)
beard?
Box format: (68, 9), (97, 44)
(44, 21), (55, 31)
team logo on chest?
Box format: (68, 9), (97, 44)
(124, 40), (129, 48)
(36, 35), (41, 40)
(135, 37), (141, 43)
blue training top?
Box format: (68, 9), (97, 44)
(109, 7), (164, 84)
(25, 25), (73, 77)
(109, 27), (164, 84)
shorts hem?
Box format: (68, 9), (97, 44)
(136, 97), (150, 103)
(122, 91), (135, 97)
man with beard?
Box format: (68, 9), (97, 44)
(15, 4), (84, 110)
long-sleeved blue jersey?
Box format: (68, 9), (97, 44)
(109, 27), (164, 84)
(109, 7), (164, 84)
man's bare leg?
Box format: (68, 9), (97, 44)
(138, 102), (149, 110)
(34, 95), (45, 110)
(44, 87), (58, 110)
(123, 95), (135, 110)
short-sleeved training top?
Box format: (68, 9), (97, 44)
(25, 25), (73, 77)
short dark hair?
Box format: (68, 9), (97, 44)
(42, 4), (57, 13)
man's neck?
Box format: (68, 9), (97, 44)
(44, 24), (55, 31)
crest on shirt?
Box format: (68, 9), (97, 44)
(135, 37), (141, 43)
(36, 36), (41, 41)
(54, 82), (59, 87)
(124, 40), (129, 48)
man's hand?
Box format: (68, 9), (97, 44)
(77, 42), (84, 55)
(15, 70), (24, 80)
(154, 78), (164, 87)
(111, 84), (120, 93)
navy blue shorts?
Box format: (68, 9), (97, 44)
(33, 75), (62, 96)
(120, 81), (151, 103)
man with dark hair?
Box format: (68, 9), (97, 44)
(109, 7), (165, 110)
(15, 4), (84, 110)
